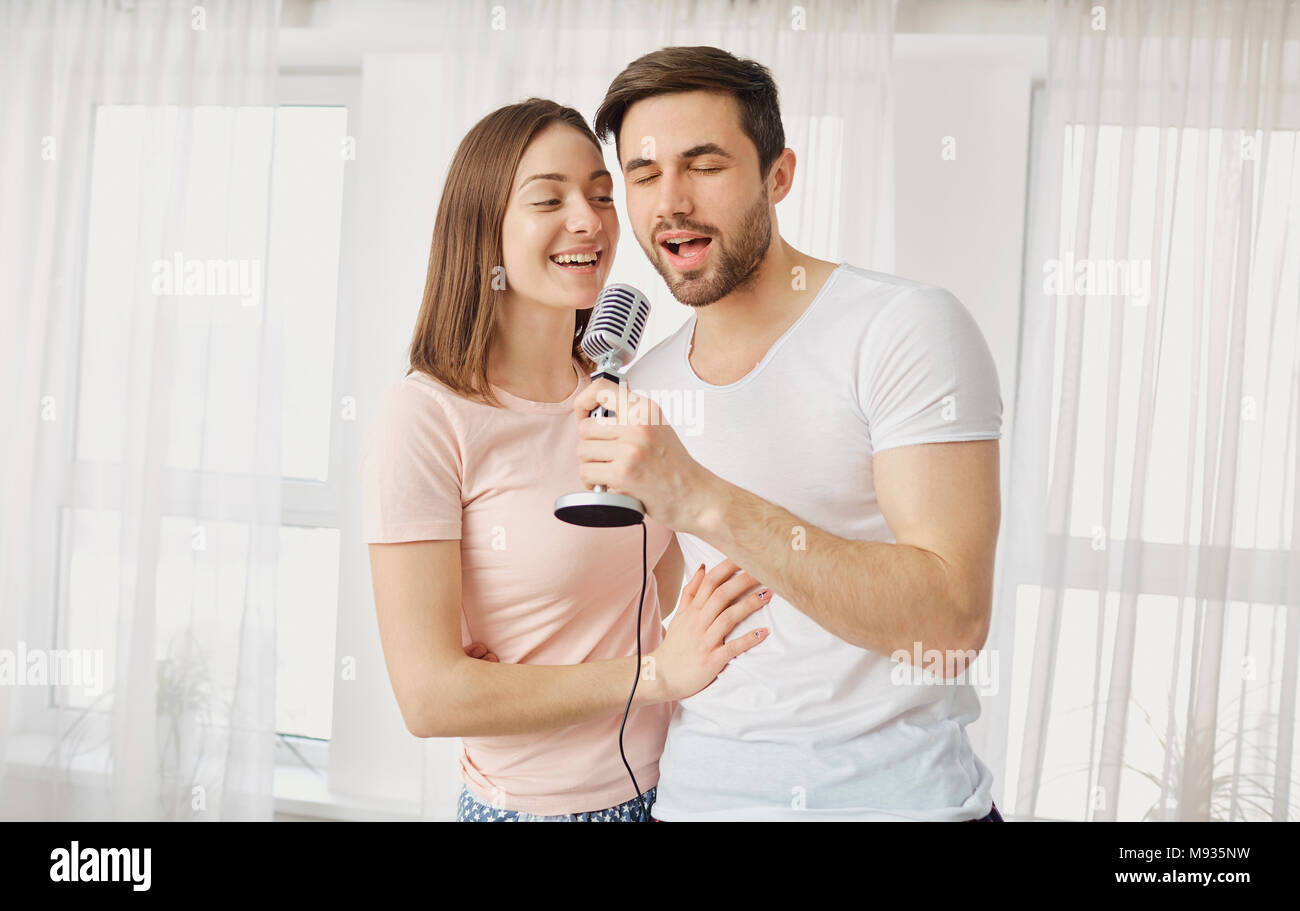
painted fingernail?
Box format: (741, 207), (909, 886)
(754, 629), (768, 638)
(758, 589), (770, 600)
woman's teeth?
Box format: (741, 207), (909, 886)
(550, 252), (598, 266)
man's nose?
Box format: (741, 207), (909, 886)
(652, 169), (692, 223)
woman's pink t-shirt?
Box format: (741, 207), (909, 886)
(359, 362), (673, 815)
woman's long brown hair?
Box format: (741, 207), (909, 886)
(407, 99), (600, 406)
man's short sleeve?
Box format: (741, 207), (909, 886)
(858, 285), (1003, 454)
(358, 380), (464, 543)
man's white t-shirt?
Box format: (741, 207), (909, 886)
(627, 263), (1003, 821)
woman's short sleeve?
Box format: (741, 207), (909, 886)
(359, 380), (464, 542)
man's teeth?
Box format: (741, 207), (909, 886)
(667, 238), (706, 253)
(551, 252), (598, 264)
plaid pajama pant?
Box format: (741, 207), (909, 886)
(457, 786), (657, 822)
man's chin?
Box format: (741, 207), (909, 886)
(676, 288), (722, 308)
(664, 278), (719, 308)
(656, 263), (722, 307)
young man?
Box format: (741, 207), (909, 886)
(574, 46), (1006, 821)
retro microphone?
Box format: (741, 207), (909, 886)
(555, 282), (656, 820)
(554, 283), (652, 528)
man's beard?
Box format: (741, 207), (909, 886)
(649, 189), (772, 308)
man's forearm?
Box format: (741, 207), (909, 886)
(687, 473), (980, 658)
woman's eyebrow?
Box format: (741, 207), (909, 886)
(519, 169), (612, 189)
(623, 143), (734, 173)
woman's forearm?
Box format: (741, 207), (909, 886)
(413, 653), (667, 738)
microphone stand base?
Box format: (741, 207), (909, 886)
(554, 491), (645, 527)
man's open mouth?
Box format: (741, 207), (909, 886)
(659, 233), (713, 266)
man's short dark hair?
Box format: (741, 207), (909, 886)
(594, 46), (785, 178)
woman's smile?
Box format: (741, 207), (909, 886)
(548, 246), (603, 275)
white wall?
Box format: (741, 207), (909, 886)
(892, 35), (1042, 800)
(894, 36), (1040, 449)
(328, 54), (473, 816)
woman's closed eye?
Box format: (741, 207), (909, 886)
(531, 195), (614, 207)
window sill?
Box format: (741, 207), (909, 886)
(3, 732), (427, 822)
(272, 764), (425, 821)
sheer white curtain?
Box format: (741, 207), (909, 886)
(328, 0), (895, 818)
(992, 0), (1300, 820)
(0, 0), (282, 819)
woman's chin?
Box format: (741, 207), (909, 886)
(553, 281), (608, 309)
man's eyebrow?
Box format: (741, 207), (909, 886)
(519, 169), (612, 189)
(681, 143), (734, 160)
(622, 143), (735, 173)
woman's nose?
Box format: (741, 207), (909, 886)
(566, 197), (602, 235)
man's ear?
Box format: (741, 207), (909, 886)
(767, 148), (797, 205)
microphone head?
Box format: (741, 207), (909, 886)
(581, 284), (651, 369)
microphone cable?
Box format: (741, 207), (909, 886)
(616, 520), (650, 821)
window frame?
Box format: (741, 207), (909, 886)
(1003, 82), (1300, 822)
(19, 73), (363, 794)
(273, 73), (362, 776)
(1014, 82), (1299, 603)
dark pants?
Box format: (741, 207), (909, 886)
(968, 801), (1003, 822)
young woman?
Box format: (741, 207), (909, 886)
(359, 99), (771, 822)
